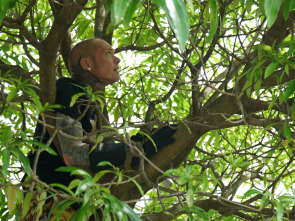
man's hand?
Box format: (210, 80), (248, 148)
(131, 125), (178, 158)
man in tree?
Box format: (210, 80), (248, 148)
(23, 38), (177, 219)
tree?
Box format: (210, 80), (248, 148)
(1, 0), (295, 220)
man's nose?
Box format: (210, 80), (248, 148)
(114, 55), (120, 64)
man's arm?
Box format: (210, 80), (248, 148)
(55, 112), (127, 173)
(55, 112), (177, 173)
(56, 112), (91, 170)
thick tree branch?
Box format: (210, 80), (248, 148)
(141, 197), (287, 221)
(0, 60), (38, 86)
(94, 0), (105, 38)
(19, 0), (37, 24)
(39, 0), (88, 105)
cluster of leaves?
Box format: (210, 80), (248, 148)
(0, 74), (142, 220)
(50, 164), (141, 221)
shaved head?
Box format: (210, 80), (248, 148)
(67, 38), (121, 89)
(68, 38), (103, 75)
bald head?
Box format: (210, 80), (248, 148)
(67, 38), (121, 89)
(68, 38), (105, 75)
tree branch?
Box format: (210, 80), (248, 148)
(0, 60), (38, 86)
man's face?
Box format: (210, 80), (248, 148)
(90, 40), (121, 86)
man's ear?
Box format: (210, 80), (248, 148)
(79, 57), (92, 71)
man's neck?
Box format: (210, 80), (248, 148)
(71, 67), (104, 91)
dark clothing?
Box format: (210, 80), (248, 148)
(27, 78), (97, 188)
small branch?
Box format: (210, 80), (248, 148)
(209, 160), (225, 188)
(115, 38), (173, 53)
(19, 23), (41, 51)
(19, 0), (37, 24)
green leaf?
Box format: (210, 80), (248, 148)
(279, 90), (285, 104)
(113, 105), (120, 123)
(264, 0), (282, 27)
(193, 208), (208, 220)
(283, 0), (290, 20)
(181, 205), (208, 220)
(291, 101), (295, 120)
(117, 171), (123, 185)
(285, 63), (289, 75)
(246, 0), (253, 14)
(100, 187), (111, 194)
(103, 193), (141, 221)
(186, 187), (194, 207)
(8, 147), (31, 176)
(259, 191), (271, 211)
(265, 62), (279, 78)
(96, 161), (114, 167)
(187, 0), (194, 14)
(206, 0), (219, 44)
(71, 168), (92, 178)
(92, 170), (112, 183)
(56, 166), (92, 179)
(237, 160), (251, 167)
(283, 79), (295, 101)
(179, 175), (189, 185)
(70, 92), (85, 107)
(208, 209), (219, 218)
(214, 132), (220, 148)
(50, 183), (75, 196)
(23, 88), (45, 112)
(68, 179), (81, 190)
(112, 0), (133, 25)
(268, 92), (276, 111)
(0, 0), (17, 23)
(76, 180), (93, 195)
(2, 148), (10, 178)
(204, 2), (210, 24)
(243, 189), (261, 198)
(284, 124), (291, 140)
(22, 192), (33, 218)
(123, 0), (140, 26)
(24, 140), (57, 156)
(257, 44), (272, 52)
(85, 189), (95, 204)
(163, 168), (177, 176)
(77, 20), (91, 38)
(154, 0), (189, 52)
(275, 201), (284, 221)
(50, 199), (76, 221)
(55, 166), (79, 173)
(128, 176), (144, 197)
(6, 185), (16, 215)
(6, 88), (17, 102)
(76, 201), (91, 221)
(278, 194), (295, 203)
(0, 126), (11, 142)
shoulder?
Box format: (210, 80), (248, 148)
(54, 78), (92, 123)
(56, 78), (86, 94)
(56, 77), (83, 88)
(55, 78), (85, 106)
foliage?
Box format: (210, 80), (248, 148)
(1, 0), (295, 220)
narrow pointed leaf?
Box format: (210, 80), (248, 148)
(264, 0), (282, 27)
(154, 0), (189, 52)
